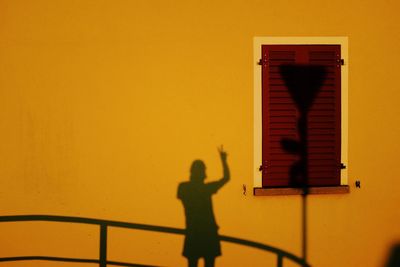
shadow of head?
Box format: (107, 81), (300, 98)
(190, 160), (207, 182)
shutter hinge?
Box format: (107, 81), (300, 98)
(340, 163), (346, 169)
(338, 59), (344, 65)
(259, 165), (263, 171)
(258, 58), (267, 66)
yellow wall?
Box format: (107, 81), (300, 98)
(1, 0), (400, 266)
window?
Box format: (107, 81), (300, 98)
(253, 37), (348, 193)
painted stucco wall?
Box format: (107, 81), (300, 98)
(1, 0), (399, 266)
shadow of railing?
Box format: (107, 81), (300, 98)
(0, 215), (309, 267)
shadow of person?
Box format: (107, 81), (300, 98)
(177, 146), (230, 267)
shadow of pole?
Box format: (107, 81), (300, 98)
(280, 64), (327, 262)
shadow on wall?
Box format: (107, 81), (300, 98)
(279, 65), (327, 188)
(279, 64), (327, 263)
(177, 146), (230, 267)
(385, 243), (400, 267)
(0, 149), (310, 267)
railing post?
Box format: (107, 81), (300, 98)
(277, 254), (283, 267)
(99, 224), (107, 267)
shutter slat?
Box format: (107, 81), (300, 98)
(269, 97), (295, 104)
(268, 154), (298, 160)
(269, 116), (297, 123)
(309, 159), (337, 166)
(269, 129), (297, 135)
(268, 165), (338, 173)
(270, 123), (297, 129)
(308, 153), (336, 160)
(309, 122), (335, 128)
(309, 147), (336, 153)
(268, 103), (297, 110)
(309, 116), (335, 122)
(308, 128), (337, 135)
(308, 140), (335, 147)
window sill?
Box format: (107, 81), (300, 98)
(253, 186), (349, 196)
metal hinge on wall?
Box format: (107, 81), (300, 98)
(259, 161), (268, 172)
(258, 58), (267, 66)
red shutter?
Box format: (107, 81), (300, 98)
(261, 45), (341, 187)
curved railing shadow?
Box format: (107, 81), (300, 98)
(0, 215), (309, 267)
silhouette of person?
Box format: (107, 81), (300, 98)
(177, 146), (230, 267)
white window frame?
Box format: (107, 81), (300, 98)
(253, 37), (349, 188)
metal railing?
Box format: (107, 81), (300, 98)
(0, 215), (309, 267)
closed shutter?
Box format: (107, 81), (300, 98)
(261, 45), (341, 187)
